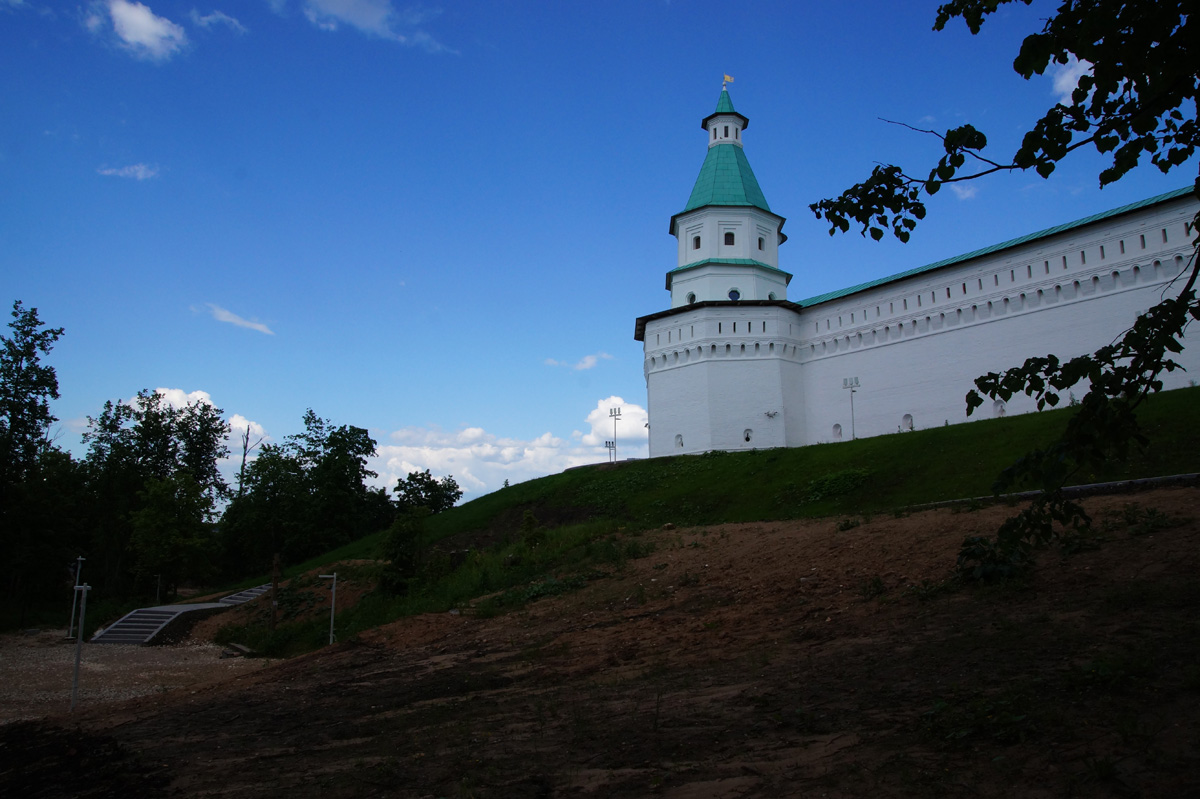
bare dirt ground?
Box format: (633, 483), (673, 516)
(2, 486), (1199, 798)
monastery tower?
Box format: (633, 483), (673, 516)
(635, 87), (808, 457)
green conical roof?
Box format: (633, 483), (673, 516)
(681, 143), (771, 213)
(701, 87), (749, 130)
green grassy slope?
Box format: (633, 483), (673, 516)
(427, 384), (1200, 540)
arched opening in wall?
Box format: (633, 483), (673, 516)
(743, 429), (753, 443)
(1003, 298), (1010, 312)
(1091, 275), (1100, 291)
(769, 342), (775, 352)
(672, 351), (678, 363)
(970, 305), (977, 320)
(711, 344), (717, 355)
(1153, 259), (1162, 277)
(725, 344), (731, 354)
(1112, 270), (1121, 287)
(1133, 266), (1142, 282)
(686, 292), (696, 304)
(1018, 293), (1026, 309)
(901, 414), (914, 432)
(768, 292), (777, 300)
(675, 434), (683, 449)
(1055, 285), (1062, 300)
(955, 309), (962, 323)
(692, 236), (701, 249)
(758, 237), (765, 250)
(831, 424), (843, 440)
(993, 400), (1006, 417)
(724, 232), (735, 246)
(855, 332), (862, 346)
(1037, 289), (1044, 304)
(754, 342), (760, 353)
(740, 343), (746, 354)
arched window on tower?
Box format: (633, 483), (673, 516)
(692, 236), (701, 250)
(758, 237), (764, 250)
(724, 232), (735, 246)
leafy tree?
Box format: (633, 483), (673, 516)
(129, 474), (218, 596)
(811, 1), (1199, 576)
(81, 390), (230, 595)
(377, 507), (431, 595)
(0, 302), (78, 625)
(394, 468), (462, 513)
(221, 410), (392, 573)
(0, 301), (64, 492)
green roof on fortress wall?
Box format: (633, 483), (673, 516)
(799, 186), (1195, 307)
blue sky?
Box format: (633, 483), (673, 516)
(3, 0), (1194, 500)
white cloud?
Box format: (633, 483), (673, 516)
(1050, 56), (1092, 105)
(203, 303), (275, 335)
(949, 183), (978, 200)
(228, 413), (268, 440)
(544, 352), (613, 371)
(90, 0), (188, 61)
(150, 387), (215, 409)
(370, 397), (650, 501)
(190, 9), (247, 33)
(579, 396), (649, 447)
(97, 163), (159, 180)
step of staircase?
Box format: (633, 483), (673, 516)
(219, 584), (271, 605)
(91, 584), (273, 645)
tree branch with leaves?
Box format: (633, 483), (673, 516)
(811, 0), (1200, 578)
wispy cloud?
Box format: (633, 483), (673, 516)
(97, 162), (159, 179)
(544, 352), (613, 371)
(949, 183), (978, 200)
(203, 303), (275, 335)
(190, 9), (247, 33)
(87, 0), (188, 61)
(273, 0), (454, 52)
(371, 397), (649, 500)
(1050, 56), (1092, 105)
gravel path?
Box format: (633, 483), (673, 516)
(0, 629), (266, 723)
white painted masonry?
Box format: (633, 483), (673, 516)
(635, 94), (1199, 459)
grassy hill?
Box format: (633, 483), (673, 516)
(215, 385), (1200, 656)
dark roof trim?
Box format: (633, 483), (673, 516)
(634, 299), (804, 341)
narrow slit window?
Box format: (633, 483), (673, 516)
(1162, 228), (1168, 243)
(1100, 245), (1106, 260)
(1080, 250), (1086, 265)
(757, 236), (764, 250)
(692, 236), (701, 249)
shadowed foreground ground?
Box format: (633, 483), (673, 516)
(2, 486), (1198, 798)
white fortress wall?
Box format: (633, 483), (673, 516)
(794, 194), (1199, 444)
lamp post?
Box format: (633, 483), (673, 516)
(604, 440), (615, 463)
(609, 407), (622, 462)
(842, 377), (860, 439)
(70, 583), (90, 712)
(318, 573), (337, 645)
(66, 556), (84, 640)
